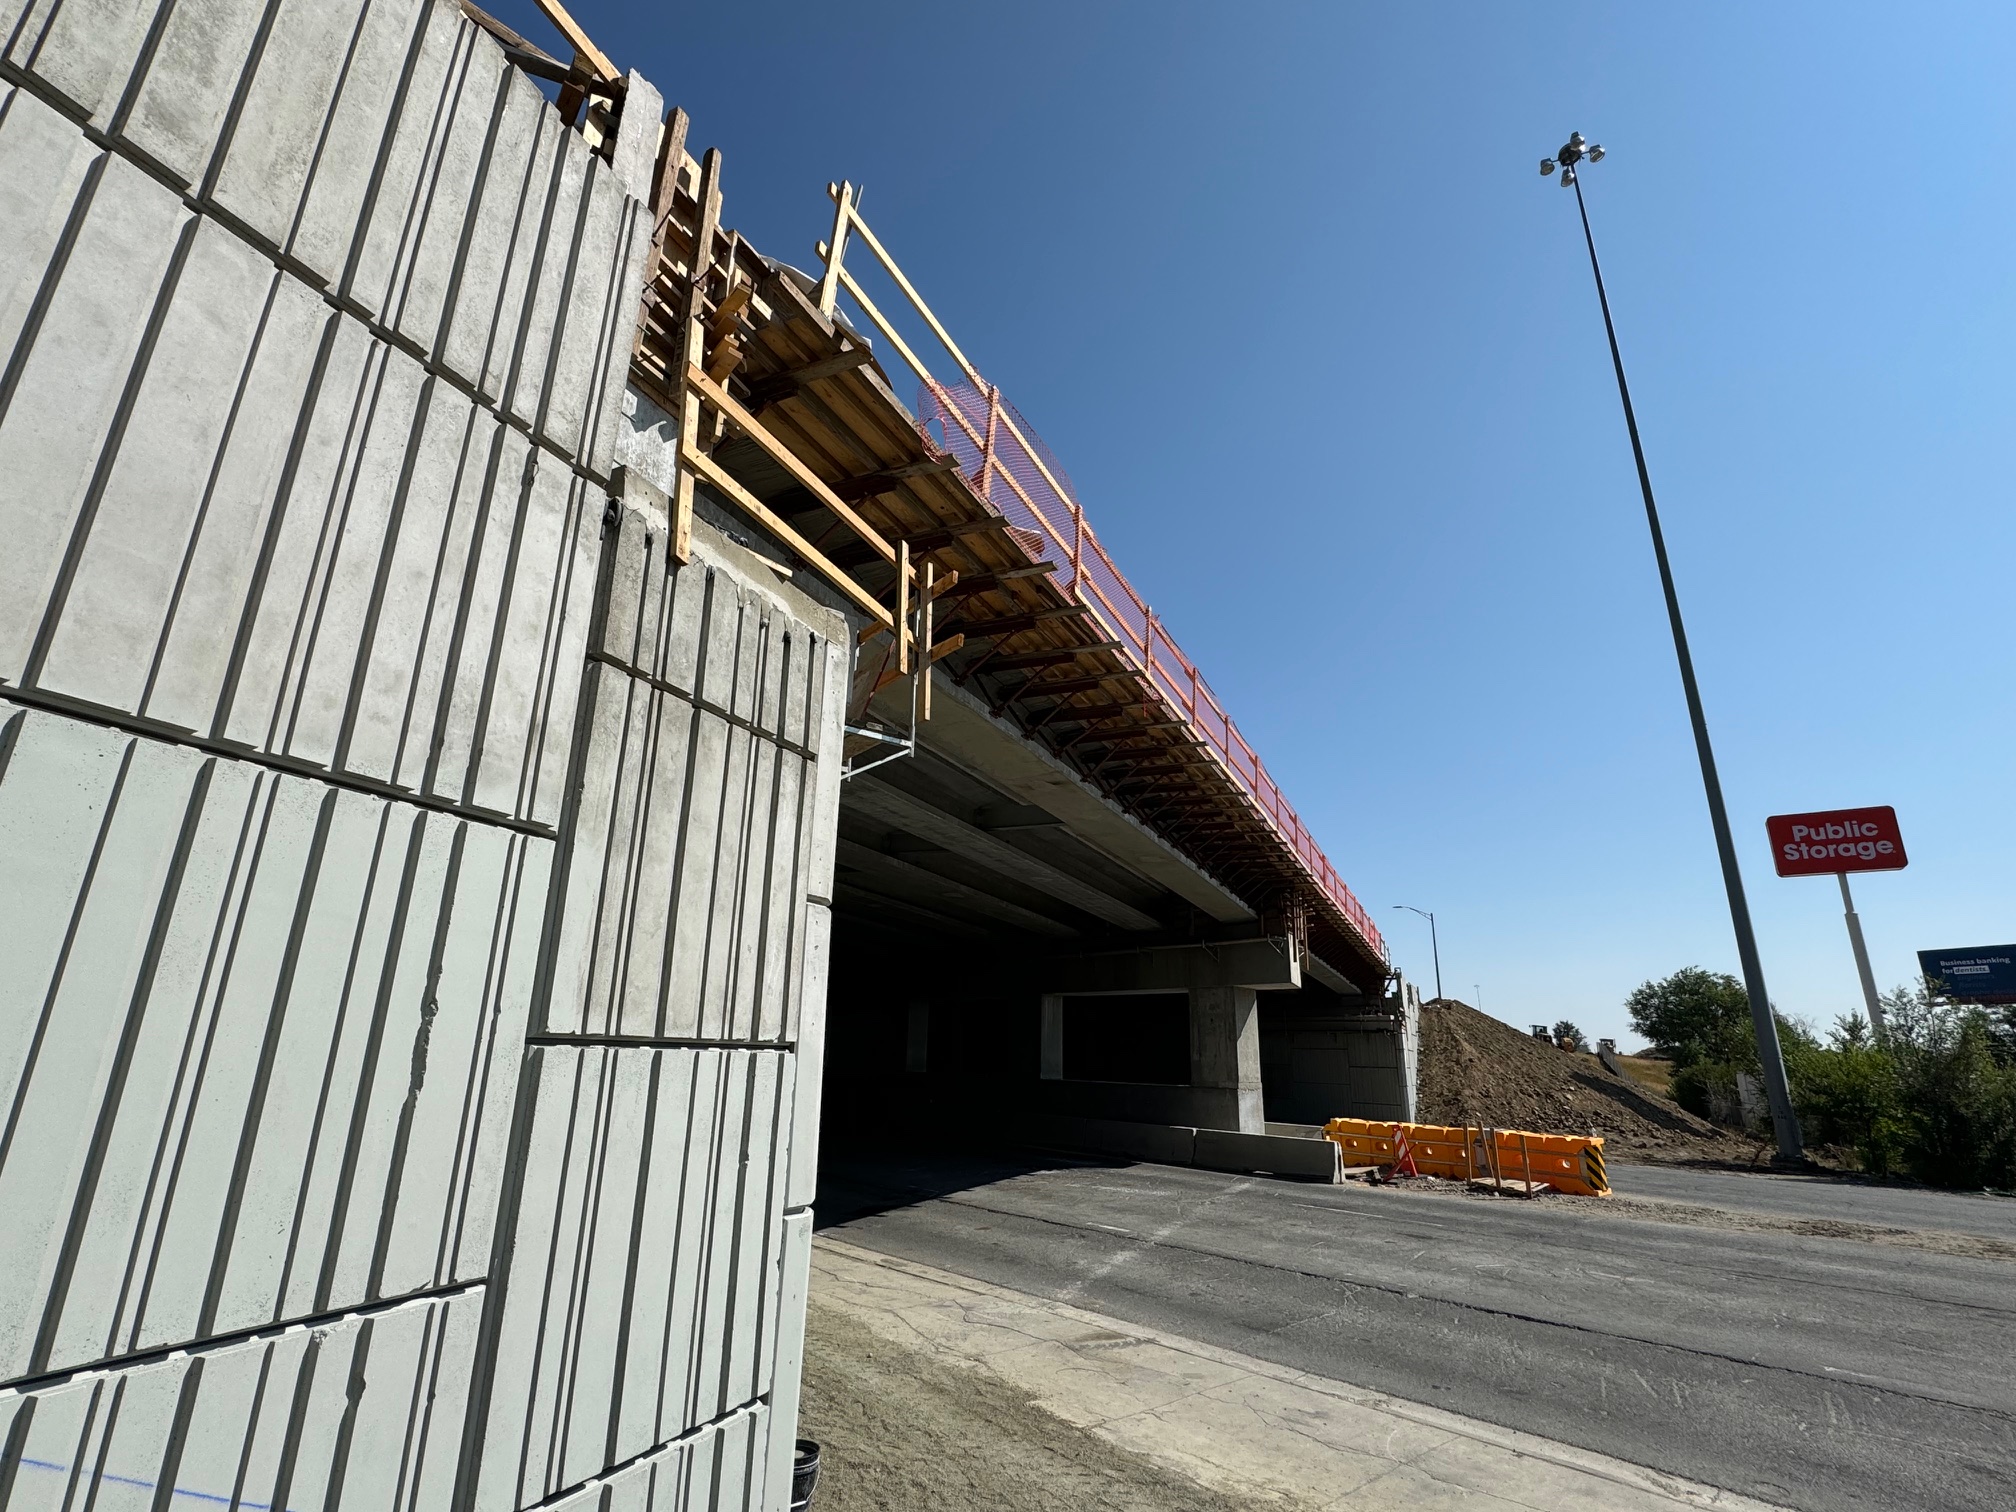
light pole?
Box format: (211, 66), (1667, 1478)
(1540, 132), (1803, 1162)
(1393, 906), (1442, 1002)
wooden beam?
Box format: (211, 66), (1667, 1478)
(950, 606), (1084, 640)
(828, 457), (960, 503)
(683, 446), (891, 626)
(685, 366), (900, 568)
(837, 193), (984, 385)
(817, 181), (853, 316)
(981, 641), (1123, 671)
(902, 519), (1015, 553)
(533, 0), (617, 80)
(745, 347), (876, 411)
(834, 263), (936, 385)
(1017, 672), (1137, 699)
(670, 148), (722, 564)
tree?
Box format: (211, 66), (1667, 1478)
(1552, 1021), (1587, 1052)
(1625, 967), (1754, 1069)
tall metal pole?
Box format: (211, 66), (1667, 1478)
(1548, 138), (1803, 1161)
(1394, 906), (1443, 1002)
(1837, 873), (1888, 1038)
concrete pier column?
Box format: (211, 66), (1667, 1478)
(1191, 986), (1265, 1133)
(1040, 993), (1065, 1079)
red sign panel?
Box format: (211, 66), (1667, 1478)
(1765, 806), (1907, 877)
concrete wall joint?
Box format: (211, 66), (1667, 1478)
(0, 1275), (485, 1397)
(0, 684), (563, 841)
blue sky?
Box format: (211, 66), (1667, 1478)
(518, 2), (2014, 1046)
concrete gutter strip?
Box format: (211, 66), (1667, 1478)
(810, 1236), (1797, 1512)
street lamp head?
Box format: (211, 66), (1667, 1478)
(1541, 133), (1604, 187)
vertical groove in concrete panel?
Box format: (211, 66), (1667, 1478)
(204, 0), (370, 254)
(505, 129), (592, 435)
(439, 67), (546, 397)
(0, 87), (102, 365)
(141, 278), (332, 734)
(0, 152), (187, 683)
(287, 0), (429, 291)
(115, 0), (273, 188)
(37, 220), (278, 713)
(11, 0), (159, 124)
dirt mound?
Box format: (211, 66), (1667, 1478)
(1416, 999), (1759, 1166)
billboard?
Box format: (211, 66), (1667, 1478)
(1765, 806), (1907, 877)
(1917, 946), (2016, 1005)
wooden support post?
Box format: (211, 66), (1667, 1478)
(671, 147), (722, 565)
(1519, 1132), (1535, 1196)
(817, 181), (853, 316)
(896, 539), (910, 674)
(921, 561), (935, 720)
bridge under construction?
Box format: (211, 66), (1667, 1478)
(0, 2), (1413, 1507)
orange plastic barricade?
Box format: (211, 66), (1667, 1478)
(1322, 1118), (1609, 1197)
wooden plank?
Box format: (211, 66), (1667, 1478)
(840, 197), (984, 384)
(983, 641), (1123, 670)
(828, 457), (960, 503)
(670, 148), (723, 564)
(816, 181), (856, 316)
(685, 366), (900, 567)
(683, 446), (891, 626)
(896, 539), (910, 673)
(746, 348), (876, 411)
(949, 606), (1085, 640)
(927, 633), (965, 664)
(533, 0), (618, 80)
(835, 264), (938, 387)
(920, 559), (933, 718)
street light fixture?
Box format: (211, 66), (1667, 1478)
(1540, 131), (1803, 1162)
(1392, 906), (1443, 1002)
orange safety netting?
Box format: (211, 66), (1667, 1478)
(919, 378), (1383, 962)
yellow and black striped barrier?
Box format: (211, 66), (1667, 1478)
(1322, 1118), (1611, 1197)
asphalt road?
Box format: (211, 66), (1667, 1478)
(1611, 1162), (2016, 1241)
(816, 1149), (2016, 1512)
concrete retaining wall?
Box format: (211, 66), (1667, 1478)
(1259, 990), (1419, 1126)
(0, 5), (837, 1508)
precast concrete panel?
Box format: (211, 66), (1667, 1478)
(0, 6), (835, 1509)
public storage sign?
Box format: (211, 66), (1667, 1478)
(1765, 805), (1908, 877)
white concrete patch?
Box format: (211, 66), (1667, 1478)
(811, 1236), (1794, 1512)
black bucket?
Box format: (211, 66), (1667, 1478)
(790, 1440), (821, 1510)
